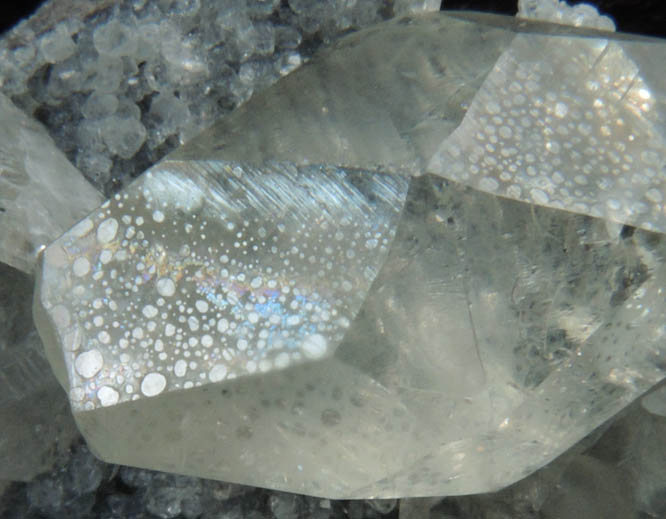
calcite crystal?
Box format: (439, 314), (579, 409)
(0, 263), (79, 481)
(0, 92), (102, 274)
(35, 12), (666, 498)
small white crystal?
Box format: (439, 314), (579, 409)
(102, 115), (147, 159)
(517, 0), (616, 31)
(93, 19), (139, 57)
(0, 93), (102, 273)
(82, 92), (119, 120)
(39, 24), (76, 63)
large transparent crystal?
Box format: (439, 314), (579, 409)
(34, 12), (666, 498)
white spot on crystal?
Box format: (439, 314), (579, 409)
(142, 305), (158, 318)
(201, 334), (213, 347)
(302, 334), (327, 359)
(100, 249), (113, 264)
(486, 101), (501, 114)
(248, 312), (259, 324)
(132, 327), (144, 339)
(479, 177), (499, 192)
(152, 210), (165, 222)
(141, 372), (167, 396)
(75, 349), (104, 378)
(71, 218), (94, 238)
(250, 276), (263, 289)
(156, 278), (176, 297)
(554, 102), (568, 118)
(97, 218), (119, 243)
(97, 331), (111, 344)
(275, 352), (290, 369)
(188, 316), (200, 331)
(53, 305), (71, 327)
(174, 359), (187, 377)
(209, 364), (228, 382)
(97, 386), (119, 406)
(73, 257), (91, 277)
(530, 188), (549, 205)
(165, 323), (176, 336)
(646, 188), (663, 203)
(217, 319), (229, 333)
(286, 315), (300, 326)
(70, 387), (85, 402)
(195, 300), (209, 313)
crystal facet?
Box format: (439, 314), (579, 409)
(34, 11), (666, 498)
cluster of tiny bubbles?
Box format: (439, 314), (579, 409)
(429, 33), (666, 233)
(41, 160), (408, 410)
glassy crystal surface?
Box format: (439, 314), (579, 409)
(35, 161), (408, 405)
(0, 92), (102, 274)
(34, 11), (666, 498)
(429, 18), (666, 233)
(0, 263), (79, 481)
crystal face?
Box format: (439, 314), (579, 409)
(429, 29), (666, 233)
(0, 92), (102, 274)
(35, 161), (408, 408)
(34, 12), (666, 498)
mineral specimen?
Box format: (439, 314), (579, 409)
(34, 10), (666, 499)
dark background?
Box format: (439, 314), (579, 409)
(1, 0), (666, 37)
(443, 0), (666, 36)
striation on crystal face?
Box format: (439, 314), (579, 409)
(34, 10), (666, 498)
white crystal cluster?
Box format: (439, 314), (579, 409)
(0, 0), (415, 193)
(517, 0), (615, 31)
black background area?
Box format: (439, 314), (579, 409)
(0, 1), (665, 41)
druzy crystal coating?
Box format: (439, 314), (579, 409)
(34, 11), (666, 498)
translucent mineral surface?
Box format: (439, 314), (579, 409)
(0, 92), (102, 274)
(0, 263), (79, 481)
(34, 11), (666, 498)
